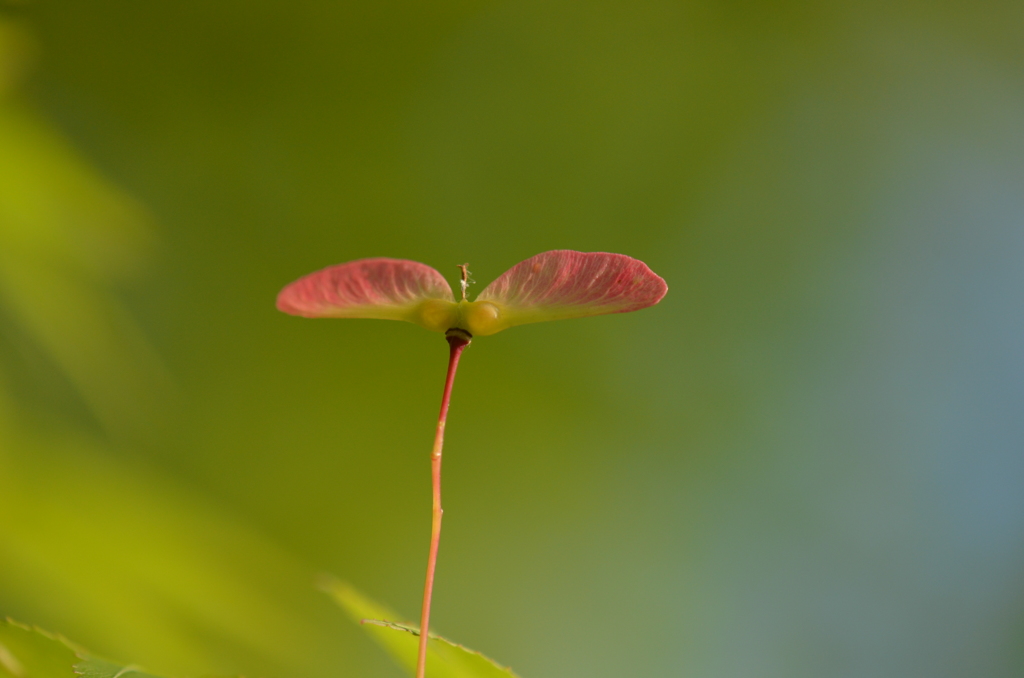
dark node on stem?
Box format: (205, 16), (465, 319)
(445, 327), (472, 347)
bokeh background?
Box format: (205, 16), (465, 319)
(2, 1), (1023, 677)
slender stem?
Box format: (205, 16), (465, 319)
(416, 329), (471, 678)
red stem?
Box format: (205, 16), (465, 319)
(416, 329), (471, 678)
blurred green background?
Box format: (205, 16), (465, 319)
(2, 1), (1023, 677)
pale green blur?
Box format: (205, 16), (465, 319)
(1, 3), (1023, 678)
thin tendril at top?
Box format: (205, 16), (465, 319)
(457, 263), (473, 301)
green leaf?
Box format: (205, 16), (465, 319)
(0, 619), (79, 678)
(73, 657), (164, 678)
(0, 619), (165, 678)
(321, 579), (522, 678)
(0, 620), (232, 678)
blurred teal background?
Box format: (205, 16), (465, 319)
(1, 1), (1023, 677)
